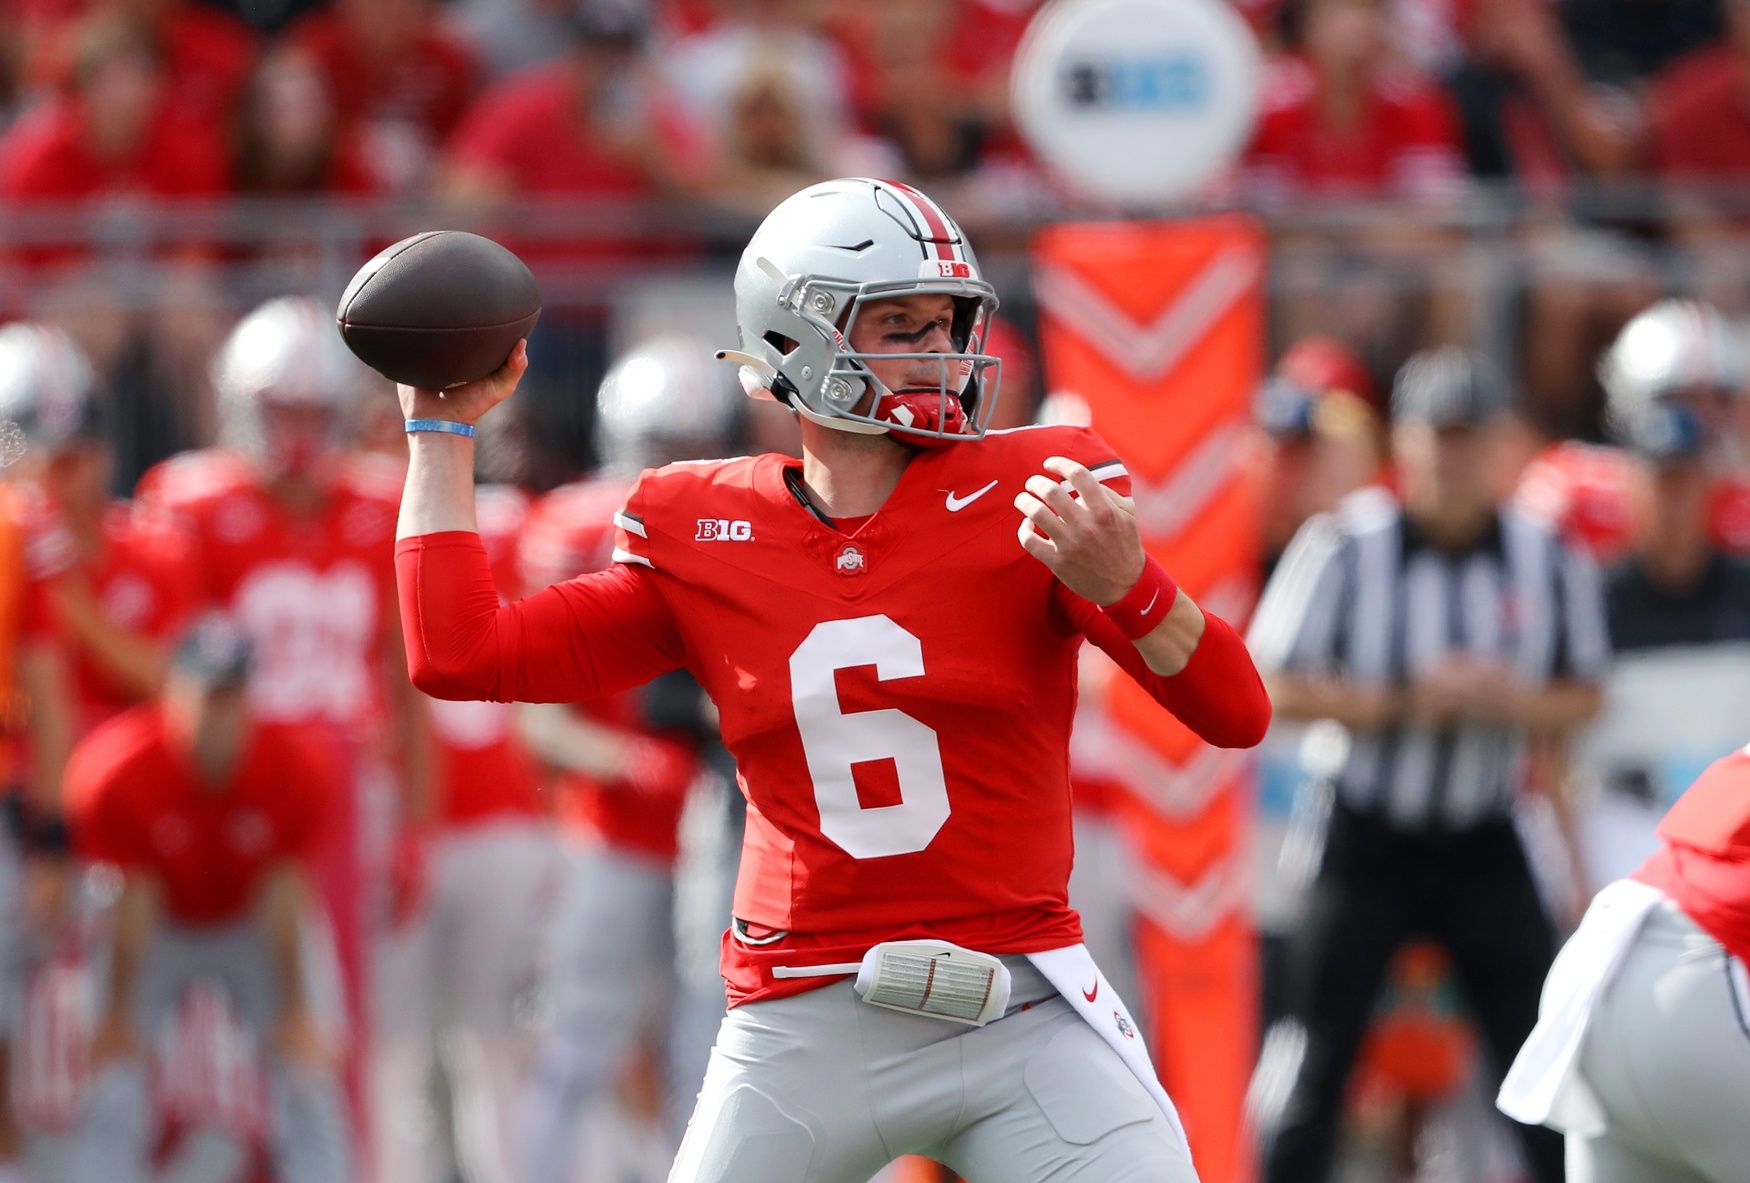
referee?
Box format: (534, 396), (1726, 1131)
(1248, 348), (1609, 1183)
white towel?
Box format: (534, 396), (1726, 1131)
(1025, 943), (1186, 1141)
(1497, 878), (1665, 1136)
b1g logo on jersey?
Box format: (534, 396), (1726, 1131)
(695, 518), (754, 542)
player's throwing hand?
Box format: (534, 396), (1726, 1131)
(1015, 455), (1147, 604)
(397, 339), (529, 427)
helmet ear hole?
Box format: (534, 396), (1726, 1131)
(761, 331), (803, 404)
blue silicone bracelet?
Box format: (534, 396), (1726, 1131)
(404, 419), (475, 438)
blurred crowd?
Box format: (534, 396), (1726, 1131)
(11, 0), (1750, 459)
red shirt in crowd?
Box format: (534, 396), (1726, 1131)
(399, 426), (1269, 1007)
(289, 9), (475, 147)
(516, 478), (695, 862)
(444, 62), (703, 264)
(1650, 45), (1750, 182)
(0, 93), (229, 267)
(1244, 58), (1468, 201)
(428, 484), (543, 828)
(66, 705), (337, 926)
(1635, 746), (1750, 966)
(24, 2), (256, 117)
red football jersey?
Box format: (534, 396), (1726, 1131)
(517, 478), (695, 862)
(65, 705), (337, 925)
(138, 451), (400, 737)
(1515, 439), (1750, 563)
(1635, 746), (1750, 965)
(428, 484), (543, 827)
(62, 503), (195, 737)
(399, 425), (1270, 1006)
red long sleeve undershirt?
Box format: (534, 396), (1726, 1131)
(396, 530), (1270, 749)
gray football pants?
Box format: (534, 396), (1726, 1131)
(668, 955), (1197, 1183)
(1566, 902), (1750, 1183)
(71, 921), (352, 1183)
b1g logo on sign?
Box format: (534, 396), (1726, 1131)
(696, 518), (754, 542)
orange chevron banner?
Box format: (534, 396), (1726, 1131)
(1034, 216), (1265, 1183)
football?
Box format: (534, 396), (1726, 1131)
(336, 230), (541, 390)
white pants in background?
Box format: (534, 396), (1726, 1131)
(372, 817), (557, 1183)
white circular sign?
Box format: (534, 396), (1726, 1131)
(1011, 0), (1262, 205)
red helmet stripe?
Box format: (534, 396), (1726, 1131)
(884, 180), (960, 262)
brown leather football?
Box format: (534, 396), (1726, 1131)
(336, 230), (541, 390)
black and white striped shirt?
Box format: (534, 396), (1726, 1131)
(1248, 488), (1611, 832)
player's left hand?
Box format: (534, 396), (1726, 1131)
(1014, 456), (1146, 605)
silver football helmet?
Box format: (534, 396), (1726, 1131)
(719, 177), (1002, 446)
(0, 323), (100, 465)
(1599, 299), (1745, 413)
(213, 296), (374, 471)
(596, 333), (739, 473)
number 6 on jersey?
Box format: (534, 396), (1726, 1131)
(789, 616), (951, 859)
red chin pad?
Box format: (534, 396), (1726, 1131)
(874, 389), (968, 448)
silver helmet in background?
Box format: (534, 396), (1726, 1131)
(595, 333), (740, 474)
(0, 323), (102, 466)
(213, 296), (378, 478)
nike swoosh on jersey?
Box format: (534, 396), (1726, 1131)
(945, 480), (999, 512)
(1083, 980), (1099, 1002)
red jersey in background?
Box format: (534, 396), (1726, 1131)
(517, 477), (695, 863)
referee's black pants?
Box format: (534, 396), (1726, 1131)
(1256, 802), (1566, 1183)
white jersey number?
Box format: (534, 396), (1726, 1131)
(789, 615), (950, 859)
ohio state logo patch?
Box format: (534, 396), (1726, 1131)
(834, 544), (866, 575)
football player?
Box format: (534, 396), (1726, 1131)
(395, 178), (1270, 1182)
(0, 323), (196, 1181)
(518, 334), (739, 1183)
(1517, 298), (1750, 563)
(136, 297), (428, 1141)
(374, 480), (552, 1183)
(1500, 744), (1750, 1181)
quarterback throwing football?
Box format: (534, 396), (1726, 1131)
(395, 178), (1270, 1182)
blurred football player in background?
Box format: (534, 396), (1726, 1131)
(0, 324), (83, 1183)
(373, 478), (552, 1183)
(517, 334), (740, 1183)
(135, 296), (428, 1157)
(1517, 298), (1750, 564)
(0, 322), (195, 1181)
(1574, 396), (1750, 889)
(63, 613), (351, 1183)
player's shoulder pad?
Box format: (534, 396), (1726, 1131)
(135, 448), (254, 508)
(981, 423), (1128, 487)
(335, 453), (406, 504)
(616, 456), (764, 570)
(63, 704), (160, 810)
(473, 482), (529, 537)
(521, 478), (629, 587)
